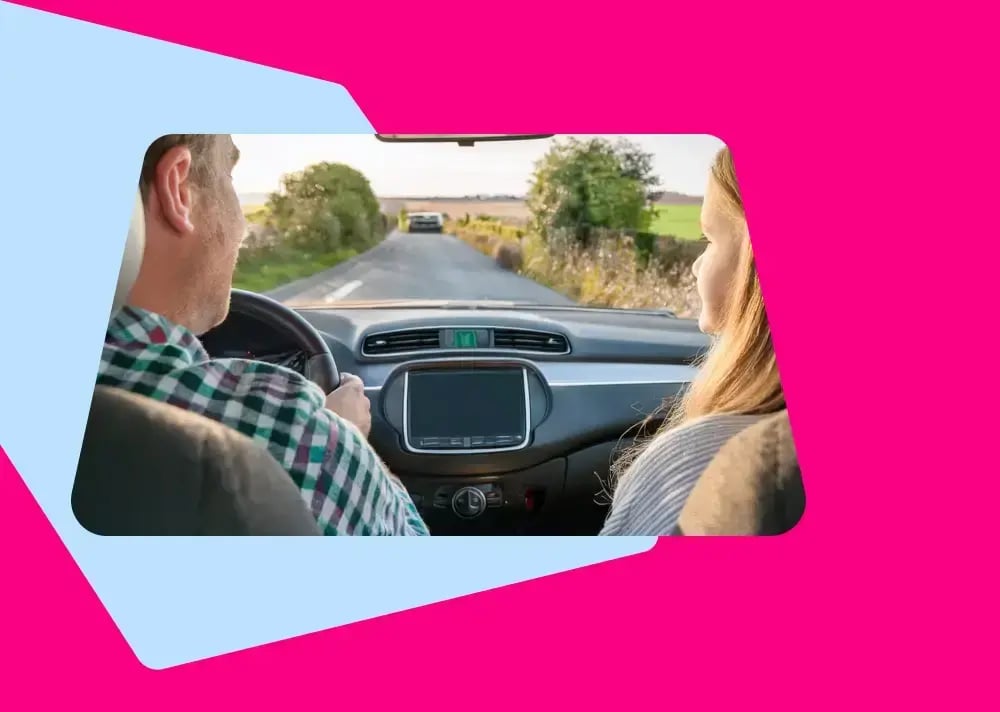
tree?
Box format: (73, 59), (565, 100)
(526, 137), (660, 245)
(264, 162), (382, 253)
(613, 138), (661, 198)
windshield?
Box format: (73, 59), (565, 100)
(232, 134), (725, 318)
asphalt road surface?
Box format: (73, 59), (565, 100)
(265, 231), (576, 305)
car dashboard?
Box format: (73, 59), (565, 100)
(200, 304), (709, 535)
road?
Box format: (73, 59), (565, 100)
(265, 231), (576, 305)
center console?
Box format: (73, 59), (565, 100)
(379, 358), (560, 531)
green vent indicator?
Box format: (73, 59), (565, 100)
(452, 330), (478, 348)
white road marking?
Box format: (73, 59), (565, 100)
(325, 280), (363, 301)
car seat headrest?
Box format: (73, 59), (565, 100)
(112, 191), (145, 320)
(677, 410), (804, 536)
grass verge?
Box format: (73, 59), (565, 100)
(233, 246), (358, 293)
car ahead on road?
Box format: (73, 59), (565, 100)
(408, 211), (445, 233)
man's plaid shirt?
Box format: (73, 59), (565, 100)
(98, 306), (429, 535)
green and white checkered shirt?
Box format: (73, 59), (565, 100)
(98, 306), (429, 536)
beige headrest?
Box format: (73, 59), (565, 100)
(677, 410), (805, 536)
(112, 192), (145, 319)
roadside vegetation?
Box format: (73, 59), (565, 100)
(233, 162), (393, 292)
(450, 218), (702, 316)
(449, 137), (705, 317)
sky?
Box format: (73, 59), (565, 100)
(231, 134), (726, 201)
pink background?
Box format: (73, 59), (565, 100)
(2, 0), (997, 708)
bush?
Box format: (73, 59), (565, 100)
(527, 137), (659, 245)
(523, 233), (700, 315)
(460, 232), (498, 254)
(265, 162), (383, 254)
(449, 219), (701, 317)
(633, 231), (657, 267)
(653, 234), (705, 285)
(231, 161), (389, 293)
(244, 205), (271, 225)
(493, 241), (523, 271)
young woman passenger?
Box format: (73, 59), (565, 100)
(600, 147), (786, 536)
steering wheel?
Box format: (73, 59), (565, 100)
(229, 289), (341, 393)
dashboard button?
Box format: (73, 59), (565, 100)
(451, 487), (487, 519)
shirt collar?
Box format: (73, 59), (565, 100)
(106, 306), (210, 363)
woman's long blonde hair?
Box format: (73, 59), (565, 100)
(608, 147), (785, 489)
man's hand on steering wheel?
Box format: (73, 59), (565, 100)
(325, 373), (372, 438)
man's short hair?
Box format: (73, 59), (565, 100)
(139, 134), (219, 201)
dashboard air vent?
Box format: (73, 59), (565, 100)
(363, 329), (440, 356)
(493, 329), (569, 354)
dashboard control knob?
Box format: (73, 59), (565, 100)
(451, 487), (488, 519)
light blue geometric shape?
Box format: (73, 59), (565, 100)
(0, 3), (653, 670)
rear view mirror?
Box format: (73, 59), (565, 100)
(375, 134), (554, 147)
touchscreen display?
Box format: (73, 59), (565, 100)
(407, 369), (527, 446)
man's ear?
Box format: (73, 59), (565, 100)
(150, 145), (196, 235)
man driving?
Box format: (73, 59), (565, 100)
(98, 134), (429, 535)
